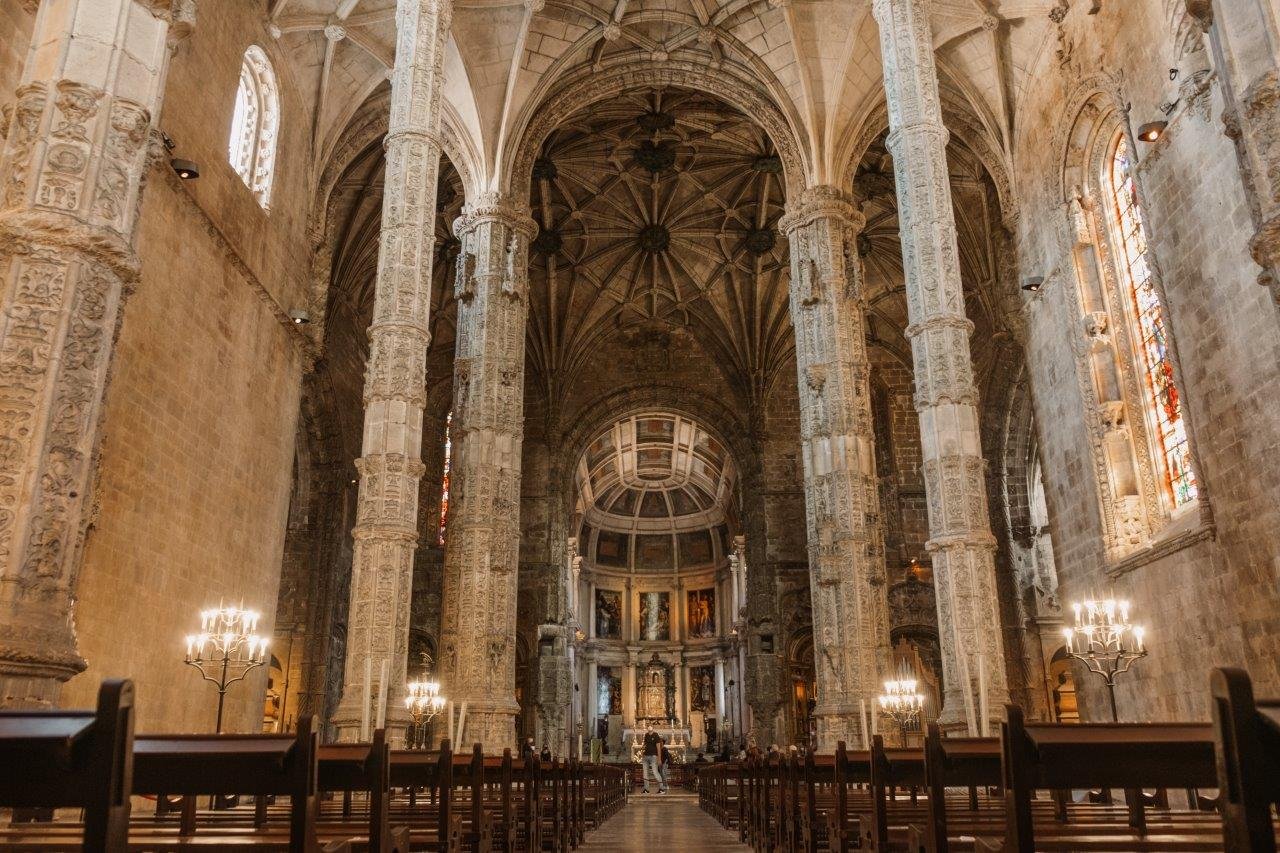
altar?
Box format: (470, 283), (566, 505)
(623, 725), (692, 761)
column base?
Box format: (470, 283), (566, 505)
(447, 697), (519, 754)
(815, 710), (866, 753)
(938, 686), (1006, 735)
(331, 704), (412, 747)
(0, 616), (85, 709)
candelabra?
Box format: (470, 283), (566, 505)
(184, 605), (269, 733)
(877, 673), (926, 746)
(404, 677), (446, 749)
(1062, 597), (1146, 722)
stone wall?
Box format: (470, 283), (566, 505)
(59, 3), (313, 733)
(1014, 0), (1280, 721)
(0, 3), (32, 102)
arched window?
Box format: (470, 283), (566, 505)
(437, 412), (453, 546)
(228, 45), (279, 209)
(1105, 136), (1196, 508)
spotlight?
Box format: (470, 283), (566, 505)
(171, 158), (200, 180)
(1021, 276), (1044, 293)
(288, 309), (311, 325)
(1136, 121), (1167, 142)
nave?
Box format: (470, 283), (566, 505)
(2, 667), (1279, 849)
(579, 793), (748, 853)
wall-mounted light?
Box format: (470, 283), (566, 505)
(1021, 276), (1045, 293)
(1136, 121), (1168, 142)
(171, 158), (200, 180)
(288, 309), (311, 325)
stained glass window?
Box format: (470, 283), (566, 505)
(437, 412), (453, 545)
(1106, 136), (1197, 507)
(228, 46), (279, 209)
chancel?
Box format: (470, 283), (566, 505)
(1, 0), (1279, 849)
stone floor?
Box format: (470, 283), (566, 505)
(578, 791), (749, 851)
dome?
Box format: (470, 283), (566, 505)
(574, 413), (736, 574)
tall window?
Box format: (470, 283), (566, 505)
(229, 46), (279, 209)
(437, 412), (453, 546)
(1106, 136), (1196, 507)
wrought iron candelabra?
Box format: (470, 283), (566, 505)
(1062, 596), (1147, 722)
(184, 604), (269, 733)
(877, 671), (926, 747)
(404, 677), (446, 749)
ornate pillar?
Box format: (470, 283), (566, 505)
(332, 0), (452, 742)
(873, 0), (1011, 724)
(0, 0), (187, 708)
(437, 193), (536, 752)
(1204, 0), (1280, 305)
(778, 187), (890, 751)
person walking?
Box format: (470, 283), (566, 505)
(640, 724), (666, 794)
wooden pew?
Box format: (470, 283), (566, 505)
(1211, 666), (1280, 852)
(980, 704), (1222, 852)
(129, 716), (322, 850)
(316, 729), (410, 852)
(0, 678), (135, 852)
(388, 741), (462, 851)
(864, 735), (927, 851)
(912, 724), (1001, 852)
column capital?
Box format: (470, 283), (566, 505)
(778, 185), (863, 235)
(455, 192), (538, 240)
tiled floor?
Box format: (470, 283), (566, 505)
(578, 791), (750, 851)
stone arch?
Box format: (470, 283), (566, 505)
(839, 95), (1017, 227)
(305, 89), (479, 341)
(502, 60), (811, 198)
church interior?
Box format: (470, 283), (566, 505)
(2, 0), (1280, 848)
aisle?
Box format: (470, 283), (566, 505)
(578, 790), (750, 852)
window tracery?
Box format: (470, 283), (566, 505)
(228, 45), (279, 209)
(1104, 136), (1197, 508)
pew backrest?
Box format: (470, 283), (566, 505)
(0, 678), (134, 851)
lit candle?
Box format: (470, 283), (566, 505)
(976, 655), (985, 736)
(375, 658), (389, 731)
(361, 658), (371, 741)
(1119, 600), (1130, 622)
(1072, 602), (1081, 624)
(1062, 626), (1074, 653)
(185, 635), (195, 660)
(1133, 626), (1145, 652)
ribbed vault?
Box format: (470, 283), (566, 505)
(526, 87), (793, 406)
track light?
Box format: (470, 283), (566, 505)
(1021, 276), (1044, 293)
(170, 158), (200, 180)
(288, 309), (311, 325)
(1136, 121), (1167, 142)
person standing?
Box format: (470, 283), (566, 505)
(641, 724), (666, 794)
(540, 744), (552, 763)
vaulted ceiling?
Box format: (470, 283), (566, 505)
(268, 0), (1057, 191)
(525, 88), (792, 403)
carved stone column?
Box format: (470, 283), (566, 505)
(0, 0), (183, 708)
(779, 187), (889, 751)
(437, 193), (536, 752)
(873, 0), (1011, 725)
(332, 0), (452, 743)
(1204, 0), (1280, 304)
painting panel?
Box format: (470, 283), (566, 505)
(597, 665), (622, 716)
(687, 587), (716, 637)
(639, 591), (671, 641)
(595, 589), (622, 639)
(689, 664), (716, 713)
